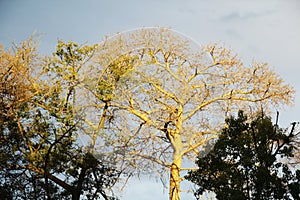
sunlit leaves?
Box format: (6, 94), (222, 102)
(95, 54), (136, 102)
(0, 38), (119, 199)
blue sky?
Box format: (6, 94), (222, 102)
(1, 0), (300, 199)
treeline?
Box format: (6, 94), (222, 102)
(1, 29), (299, 200)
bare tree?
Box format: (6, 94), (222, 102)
(72, 28), (294, 200)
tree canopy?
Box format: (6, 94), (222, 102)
(0, 39), (119, 200)
(0, 27), (296, 200)
(80, 28), (294, 200)
(186, 111), (300, 200)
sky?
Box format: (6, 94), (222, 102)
(1, 0), (300, 199)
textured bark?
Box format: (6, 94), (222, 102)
(169, 132), (183, 200)
(169, 154), (182, 200)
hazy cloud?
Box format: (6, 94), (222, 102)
(221, 10), (274, 22)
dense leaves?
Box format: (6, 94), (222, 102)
(186, 111), (300, 200)
(0, 39), (119, 200)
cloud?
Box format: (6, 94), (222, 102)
(220, 10), (273, 22)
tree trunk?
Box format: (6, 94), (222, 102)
(72, 192), (80, 200)
(169, 161), (181, 200)
(169, 134), (183, 200)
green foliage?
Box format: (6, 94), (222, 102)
(46, 40), (97, 75)
(43, 40), (98, 110)
(186, 111), (300, 200)
(96, 54), (136, 102)
(0, 39), (119, 200)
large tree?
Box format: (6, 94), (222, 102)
(290, 123), (300, 165)
(186, 111), (300, 200)
(64, 28), (295, 200)
(0, 39), (119, 200)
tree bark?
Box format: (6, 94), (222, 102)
(169, 134), (183, 200)
(169, 161), (181, 200)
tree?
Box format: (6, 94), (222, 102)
(65, 27), (295, 200)
(0, 38), (119, 199)
(186, 111), (300, 200)
(289, 122), (300, 165)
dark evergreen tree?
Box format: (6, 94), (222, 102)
(186, 111), (300, 200)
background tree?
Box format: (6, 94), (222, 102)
(0, 39), (119, 200)
(289, 122), (300, 165)
(186, 111), (300, 200)
(67, 28), (295, 200)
